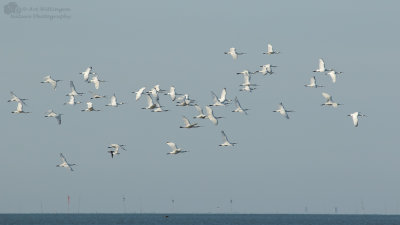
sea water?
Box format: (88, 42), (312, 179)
(0, 214), (400, 225)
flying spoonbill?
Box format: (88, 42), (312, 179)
(180, 116), (199, 128)
(107, 144), (127, 158)
(133, 87), (146, 101)
(81, 102), (100, 112)
(166, 142), (188, 155)
(147, 88), (159, 101)
(219, 130), (237, 147)
(263, 43), (280, 55)
(321, 92), (342, 108)
(56, 153), (76, 171)
(106, 94), (125, 107)
(304, 76), (324, 88)
(66, 81), (84, 96)
(326, 70), (343, 83)
(205, 106), (222, 125)
(89, 75), (106, 90)
(313, 58), (332, 73)
(45, 109), (62, 125)
(232, 96), (248, 115)
(142, 94), (157, 110)
(89, 91), (106, 99)
(80, 66), (95, 82)
(257, 64), (277, 75)
(11, 101), (30, 114)
(41, 75), (62, 90)
(154, 84), (166, 93)
(236, 70), (255, 76)
(193, 104), (207, 119)
(8, 92), (28, 105)
(176, 94), (195, 106)
(224, 47), (245, 60)
(165, 86), (182, 101)
(348, 112), (366, 127)
(273, 102), (294, 119)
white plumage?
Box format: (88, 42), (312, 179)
(166, 142), (188, 155)
(321, 92), (341, 108)
(41, 75), (61, 90)
(180, 116), (199, 128)
(219, 130), (236, 147)
(224, 47), (245, 60)
(263, 43), (280, 55)
(56, 153), (76, 171)
(348, 112), (366, 127)
(45, 109), (62, 125)
(273, 102), (293, 119)
(80, 66), (95, 82)
(304, 76), (323, 88)
(106, 94), (125, 107)
(232, 96), (248, 115)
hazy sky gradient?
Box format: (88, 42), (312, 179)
(1, 0), (399, 214)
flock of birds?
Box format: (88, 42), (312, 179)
(7, 43), (366, 172)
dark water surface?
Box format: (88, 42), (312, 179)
(1, 214), (400, 225)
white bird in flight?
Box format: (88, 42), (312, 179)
(80, 66), (95, 82)
(348, 112), (366, 127)
(180, 116), (199, 128)
(67, 81), (84, 96)
(133, 87), (146, 101)
(40, 75), (62, 90)
(273, 102), (294, 119)
(89, 91), (106, 99)
(147, 88), (160, 101)
(257, 64), (277, 75)
(81, 102), (100, 112)
(209, 91), (225, 107)
(106, 94), (125, 107)
(325, 70), (343, 83)
(218, 88), (230, 104)
(263, 43), (280, 55)
(166, 142), (188, 155)
(205, 106), (222, 125)
(45, 109), (62, 125)
(165, 86), (181, 101)
(321, 92), (342, 108)
(236, 70), (255, 76)
(193, 104), (207, 119)
(240, 73), (252, 86)
(64, 95), (81, 106)
(142, 94), (157, 110)
(89, 75), (106, 90)
(176, 94), (195, 106)
(232, 96), (248, 115)
(153, 84), (166, 93)
(219, 130), (237, 147)
(11, 101), (30, 114)
(8, 91), (28, 105)
(239, 74), (257, 92)
(224, 47), (245, 60)
(107, 144), (127, 158)
(304, 76), (324, 88)
(56, 153), (76, 171)
(313, 58), (332, 73)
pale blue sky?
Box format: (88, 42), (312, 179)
(1, 0), (399, 214)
